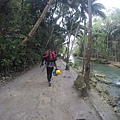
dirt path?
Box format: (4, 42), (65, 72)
(0, 59), (119, 120)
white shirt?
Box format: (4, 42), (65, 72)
(46, 62), (55, 67)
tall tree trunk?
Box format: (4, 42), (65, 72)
(66, 19), (74, 70)
(118, 40), (120, 61)
(44, 28), (54, 50)
(22, 0), (53, 44)
(81, 0), (92, 97)
(69, 18), (81, 55)
(106, 35), (109, 61)
(96, 38), (99, 59)
(82, 20), (86, 75)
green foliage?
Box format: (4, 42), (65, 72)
(0, 0), (120, 77)
(0, 0), (66, 76)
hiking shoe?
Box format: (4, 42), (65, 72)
(48, 82), (51, 87)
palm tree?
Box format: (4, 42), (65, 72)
(63, 0), (87, 70)
(81, 0), (106, 97)
(92, 0), (106, 18)
(80, 0), (92, 97)
(82, 20), (87, 75)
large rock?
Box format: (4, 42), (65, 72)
(94, 74), (113, 84)
(90, 78), (97, 88)
(95, 85), (103, 93)
(94, 73), (106, 78)
(73, 66), (82, 74)
(74, 74), (85, 91)
(113, 62), (120, 66)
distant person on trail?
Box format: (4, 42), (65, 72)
(41, 49), (58, 87)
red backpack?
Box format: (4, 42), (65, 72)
(42, 50), (57, 62)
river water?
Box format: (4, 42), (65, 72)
(69, 55), (120, 114)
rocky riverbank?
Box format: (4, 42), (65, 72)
(77, 57), (120, 69)
(73, 64), (120, 118)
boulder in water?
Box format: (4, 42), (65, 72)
(94, 74), (113, 84)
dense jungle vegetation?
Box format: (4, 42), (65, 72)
(0, 0), (120, 77)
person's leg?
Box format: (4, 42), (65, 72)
(46, 67), (54, 86)
(47, 67), (51, 82)
(49, 67), (54, 81)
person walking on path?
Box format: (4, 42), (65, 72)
(41, 49), (58, 86)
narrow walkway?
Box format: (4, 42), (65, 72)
(0, 59), (119, 120)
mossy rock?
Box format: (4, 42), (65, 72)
(68, 62), (73, 66)
(90, 78), (97, 88)
(94, 73), (106, 78)
(95, 76), (113, 84)
(74, 74), (84, 91)
(114, 107), (120, 112)
(95, 85), (103, 93)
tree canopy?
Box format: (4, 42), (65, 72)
(0, 0), (120, 77)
